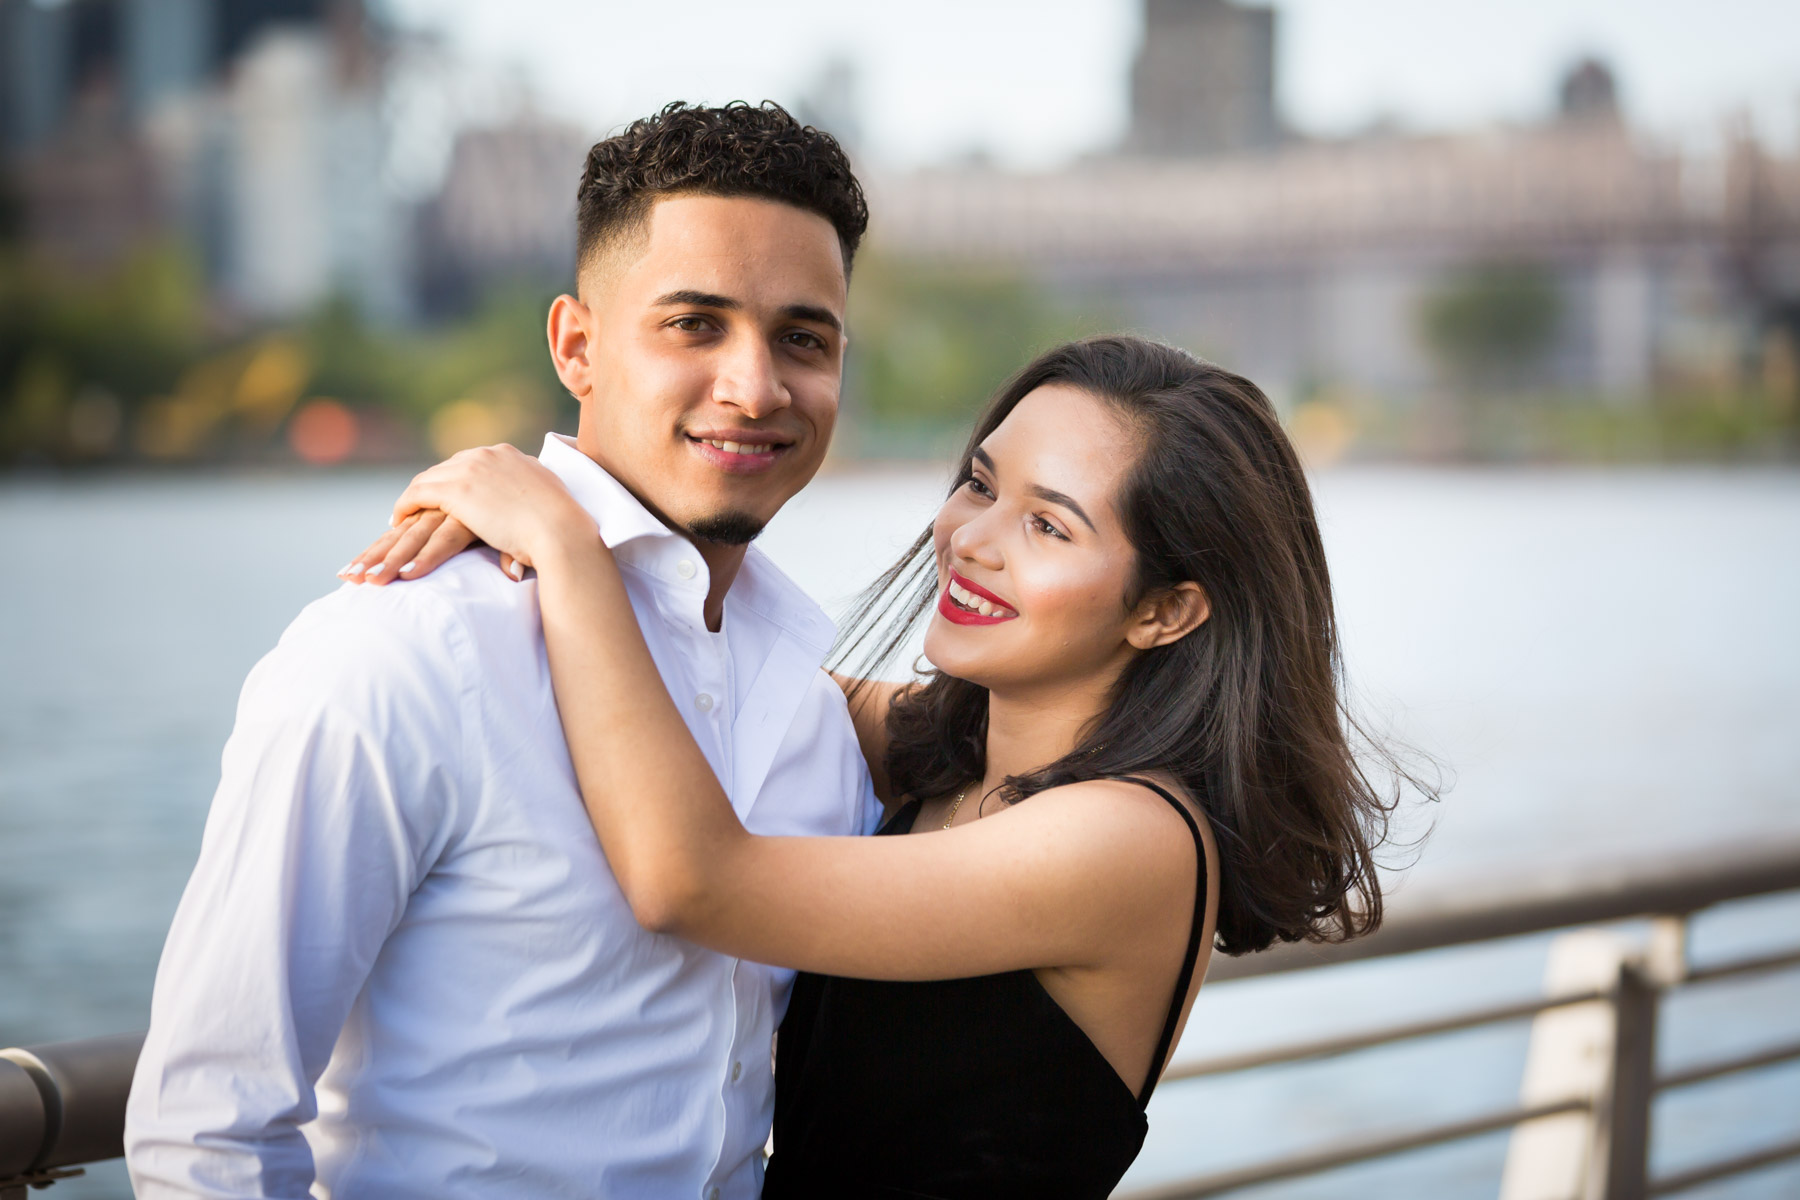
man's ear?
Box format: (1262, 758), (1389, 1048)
(547, 294), (595, 400)
(1126, 581), (1211, 650)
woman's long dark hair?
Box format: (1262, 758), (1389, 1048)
(836, 335), (1417, 956)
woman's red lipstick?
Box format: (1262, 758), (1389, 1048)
(937, 570), (1018, 626)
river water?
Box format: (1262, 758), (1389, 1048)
(2, 464), (1797, 1198)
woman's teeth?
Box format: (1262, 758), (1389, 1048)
(702, 439), (772, 455)
(948, 579), (1016, 618)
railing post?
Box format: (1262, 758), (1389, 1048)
(1590, 958), (1659, 1200)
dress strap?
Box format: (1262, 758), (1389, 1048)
(1115, 777), (1209, 1109)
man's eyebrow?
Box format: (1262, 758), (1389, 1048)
(653, 289), (740, 310)
(780, 303), (842, 333)
(971, 448), (1097, 533)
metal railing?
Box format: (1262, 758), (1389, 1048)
(2, 837), (1797, 1199)
(1119, 835), (1800, 1200)
(1, 1033), (143, 1198)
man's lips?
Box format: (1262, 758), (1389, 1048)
(685, 433), (793, 475)
(938, 569), (1018, 625)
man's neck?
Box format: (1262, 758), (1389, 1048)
(574, 433), (745, 633)
(693, 541), (747, 632)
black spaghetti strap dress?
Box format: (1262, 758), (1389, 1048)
(763, 778), (1208, 1200)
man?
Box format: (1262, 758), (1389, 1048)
(126, 102), (877, 1199)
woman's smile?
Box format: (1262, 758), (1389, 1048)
(938, 569), (1019, 625)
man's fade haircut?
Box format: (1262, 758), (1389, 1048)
(575, 101), (869, 280)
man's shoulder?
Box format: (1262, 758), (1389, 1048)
(291, 550), (526, 642)
(257, 551), (528, 707)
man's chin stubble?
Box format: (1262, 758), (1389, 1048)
(684, 511), (767, 546)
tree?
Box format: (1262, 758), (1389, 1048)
(1419, 261), (1562, 393)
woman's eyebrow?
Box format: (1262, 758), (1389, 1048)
(1027, 484), (1096, 533)
(972, 448), (1097, 533)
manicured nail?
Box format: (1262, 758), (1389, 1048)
(365, 562), (385, 578)
(509, 561), (525, 580)
(346, 562), (365, 575)
(338, 562), (355, 576)
(399, 561), (417, 575)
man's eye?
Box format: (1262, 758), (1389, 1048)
(783, 331), (826, 351)
(672, 317), (709, 333)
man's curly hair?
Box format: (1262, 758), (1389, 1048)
(576, 101), (868, 278)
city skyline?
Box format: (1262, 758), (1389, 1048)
(385, 0), (1800, 168)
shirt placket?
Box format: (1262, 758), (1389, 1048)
(660, 550), (749, 1200)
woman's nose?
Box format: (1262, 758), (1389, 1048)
(948, 507), (1006, 572)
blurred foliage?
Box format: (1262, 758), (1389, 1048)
(1, 239), (1792, 468)
(843, 254), (1108, 456)
(1420, 261), (1564, 391)
(1333, 384), (1798, 463)
(0, 240), (569, 467)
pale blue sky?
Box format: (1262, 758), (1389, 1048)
(385, 0), (1800, 166)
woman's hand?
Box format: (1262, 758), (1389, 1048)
(340, 510), (500, 586)
(339, 444), (594, 586)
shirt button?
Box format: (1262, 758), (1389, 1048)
(731, 1060), (742, 1082)
(695, 693), (714, 713)
(676, 559), (698, 580)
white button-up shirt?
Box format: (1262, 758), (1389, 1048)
(126, 433), (879, 1199)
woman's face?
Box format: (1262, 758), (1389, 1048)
(924, 384), (1147, 696)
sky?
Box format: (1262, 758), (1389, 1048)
(381, 0), (1800, 169)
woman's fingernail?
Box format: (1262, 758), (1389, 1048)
(509, 561), (525, 580)
(337, 563), (355, 576)
(399, 561), (417, 575)
(365, 562), (385, 578)
(346, 562), (365, 575)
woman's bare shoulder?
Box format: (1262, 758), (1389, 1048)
(1016, 776), (1214, 891)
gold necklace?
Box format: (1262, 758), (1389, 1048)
(941, 787), (971, 829)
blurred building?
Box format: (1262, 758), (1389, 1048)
(1127, 0), (1279, 158)
(1558, 56), (1621, 126)
(414, 114), (587, 317)
(868, 28), (1800, 407)
(795, 56), (864, 159)
(0, 0), (409, 321)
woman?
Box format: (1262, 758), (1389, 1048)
(343, 336), (1395, 1198)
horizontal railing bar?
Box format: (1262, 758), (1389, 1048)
(1112, 1097), (1590, 1200)
(1648, 1134), (1800, 1196)
(1163, 988), (1611, 1080)
(1209, 837), (1800, 983)
(1170, 946), (1800, 1085)
(1656, 1038), (1800, 1092)
(1680, 946), (1800, 987)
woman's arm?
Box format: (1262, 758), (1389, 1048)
(396, 447), (1200, 982)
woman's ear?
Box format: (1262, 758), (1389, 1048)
(547, 294), (595, 400)
(1126, 581), (1211, 650)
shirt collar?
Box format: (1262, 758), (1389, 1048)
(536, 432), (837, 655)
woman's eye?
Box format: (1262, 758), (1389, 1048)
(1032, 515), (1070, 541)
(965, 478), (994, 499)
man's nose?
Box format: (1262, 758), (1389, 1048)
(711, 335), (791, 419)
